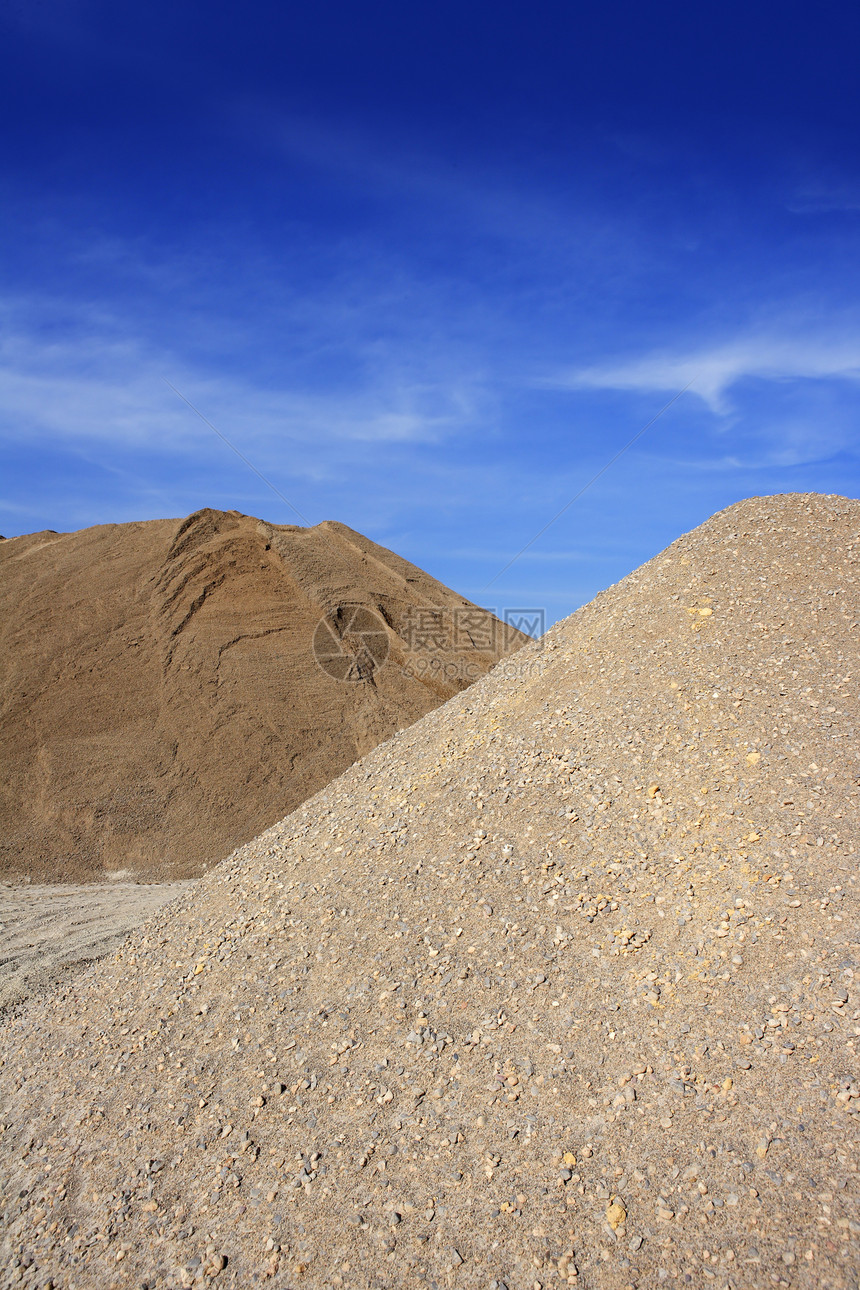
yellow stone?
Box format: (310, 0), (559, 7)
(606, 1200), (627, 1230)
(562, 1151), (576, 1167)
(746, 751), (761, 765)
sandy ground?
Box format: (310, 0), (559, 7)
(0, 880), (196, 1010)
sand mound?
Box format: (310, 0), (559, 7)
(1, 492), (858, 1289)
(0, 509), (525, 882)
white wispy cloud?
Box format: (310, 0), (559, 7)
(0, 308), (485, 461)
(234, 103), (631, 272)
(551, 333), (860, 412)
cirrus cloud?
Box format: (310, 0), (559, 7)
(551, 332), (860, 413)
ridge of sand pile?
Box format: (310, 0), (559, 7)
(0, 508), (525, 882)
(1, 492), (859, 1290)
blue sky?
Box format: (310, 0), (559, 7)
(2, 1), (860, 624)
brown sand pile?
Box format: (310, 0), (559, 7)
(1, 492), (858, 1290)
(0, 509), (525, 882)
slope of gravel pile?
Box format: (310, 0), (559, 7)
(1, 492), (858, 1290)
(0, 508), (524, 882)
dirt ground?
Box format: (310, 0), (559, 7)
(0, 879), (196, 1011)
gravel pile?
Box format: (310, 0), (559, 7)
(1, 492), (858, 1290)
